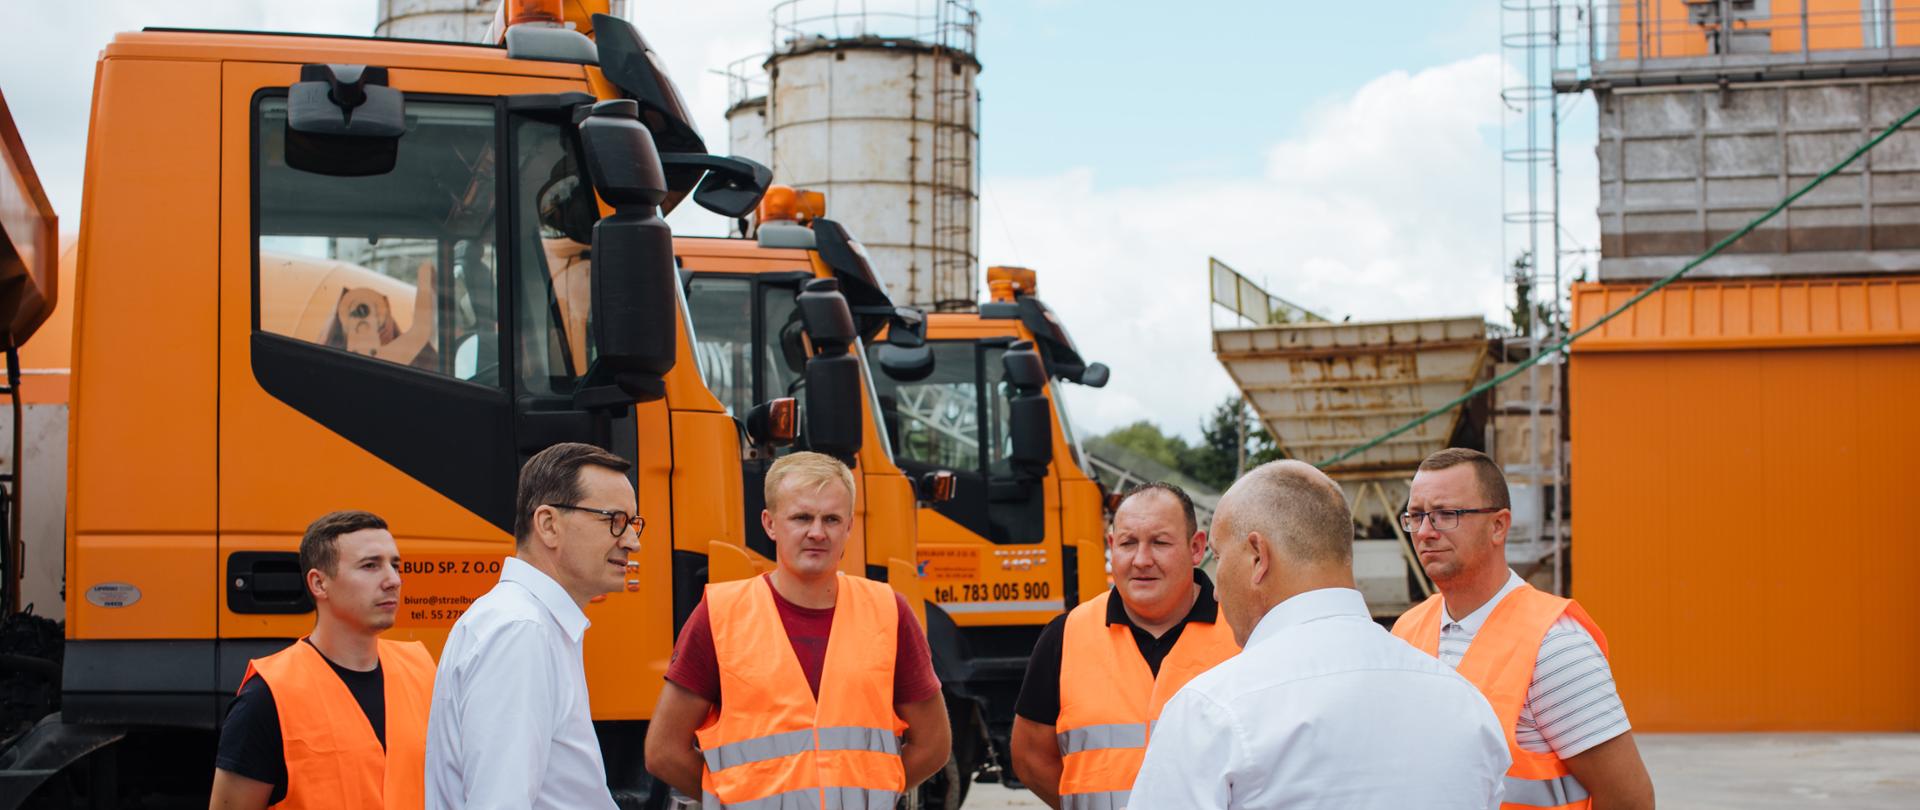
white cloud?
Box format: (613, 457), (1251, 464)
(980, 53), (1520, 441)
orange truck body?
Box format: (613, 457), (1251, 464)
(0, 24), (764, 806)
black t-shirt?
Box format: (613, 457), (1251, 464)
(1013, 570), (1219, 726)
(214, 639), (387, 804)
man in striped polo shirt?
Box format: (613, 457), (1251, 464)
(1393, 448), (1654, 809)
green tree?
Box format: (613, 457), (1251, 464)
(1097, 420), (1190, 470)
(1182, 396), (1283, 491)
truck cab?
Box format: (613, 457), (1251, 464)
(674, 186), (940, 625)
(2, 15), (774, 806)
(865, 265), (1111, 779)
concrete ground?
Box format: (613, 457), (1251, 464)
(956, 734), (1920, 808)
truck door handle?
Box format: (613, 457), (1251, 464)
(227, 551), (315, 614)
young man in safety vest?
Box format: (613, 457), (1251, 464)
(1009, 482), (1240, 809)
(644, 451), (951, 808)
(1393, 448), (1655, 810)
(212, 510), (436, 810)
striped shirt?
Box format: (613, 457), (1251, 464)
(1438, 570), (1631, 757)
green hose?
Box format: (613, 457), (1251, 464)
(1314, 99), (1920, 469)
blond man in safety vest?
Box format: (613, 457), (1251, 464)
(645, 451), (951, 808)
(212, 510), (435, 810)
(1393, 448), (1654, 809)
(1009, 482), (1240, 809)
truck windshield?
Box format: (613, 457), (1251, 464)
(869, 341), (1011, 475)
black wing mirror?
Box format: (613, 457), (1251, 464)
(1079, 361), (1111, 388)
(660, 153), (772, 218)
(886, 307), (927, 348)
(285, 64), (405, 176)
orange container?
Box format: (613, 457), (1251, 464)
(1568, 275), (1920, 731)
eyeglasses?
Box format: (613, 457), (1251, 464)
(546, 504), (645, 537)
(1400, 507), (1503, 533)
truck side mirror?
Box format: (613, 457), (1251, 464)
(917, 471), (957, 504)
(660, 153), (772, 218)
(1079, 361), (1111, 389)
(795, 278), (863, 462)
(1003, 341), (1053, 473)
(285, 64), (405, 176)
(886, 306), (927, 348)
(746, 397), (799, 447)
(572, 98), (677, 410)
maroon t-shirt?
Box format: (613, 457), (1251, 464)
(666, 574), (941, 705)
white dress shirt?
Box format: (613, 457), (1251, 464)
(425, 557), (615, 810)
(1131, 588), (1510, 810)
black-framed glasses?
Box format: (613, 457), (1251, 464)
(1400, 507), (1503, 533)
(546, 504), (644, 537)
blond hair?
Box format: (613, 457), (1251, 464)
(764, 451), (856, 511)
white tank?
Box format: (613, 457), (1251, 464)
(744, 1), (981, 311)
(374, 0), (499, 41)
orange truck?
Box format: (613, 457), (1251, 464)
(0, 8), (930, 807)
(866, 265), (1112, 782)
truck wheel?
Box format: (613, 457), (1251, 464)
(914, 751), (969, 810)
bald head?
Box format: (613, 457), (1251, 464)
(1215, 460), (1355, 567)
(1211, 460), (1356, 645)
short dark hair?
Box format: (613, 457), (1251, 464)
(300, 510), (390, 578)
(1113, 481), (1198, 537)
(1417, 448), (1511, 510)
(514, 442), (633, 546)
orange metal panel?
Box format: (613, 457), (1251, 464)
(1570, 275), (1920, 730)
(1571, 277), (1920, 351)
(69, 57), (221, 542)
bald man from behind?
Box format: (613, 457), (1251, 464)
(1131, 461), (1510, 809)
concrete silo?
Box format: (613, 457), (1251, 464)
(739, 1), (982, 311)
(373, 0), (499, 41)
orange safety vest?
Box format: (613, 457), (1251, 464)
(1055, 589), (1240, 810)
(695, 574), (909, 809)
(238, 637), (435, 810)
(1392, 585), (1610, 810)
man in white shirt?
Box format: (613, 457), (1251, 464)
(425, 442), (644, 810)
(1132, 460), (1509, 810)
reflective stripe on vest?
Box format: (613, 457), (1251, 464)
(701, 786), (899, 810)
(1054, 588), (1240, 803)
(695, 574), (908, 808)
(1391, 586), (1612, 810)
(1059, 790), (1130, 810)
(1505, 773), (1591, 807)
(239, 637), (436, 810)
(702, 726), (901, 773)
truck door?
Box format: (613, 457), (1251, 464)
(215, 63), (656, 685)
(682, 269), (870, 576)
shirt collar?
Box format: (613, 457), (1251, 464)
(1245, 587), (1370, 647)
(501, 556), (590, 643)
(1105, 568), (1220, 627)
(1441, 568), (1526, 634)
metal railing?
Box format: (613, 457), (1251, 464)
(768, 0), (977, 55)
(1581, 1), (1920, 66)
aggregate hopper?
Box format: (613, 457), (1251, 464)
(1209, 262), (1491, 611)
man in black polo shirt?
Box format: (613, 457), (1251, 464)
(1010, 482), (1241, 809)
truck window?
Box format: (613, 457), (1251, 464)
(687, 276), (754, 417)
(875, 341), (995, 471)
(255, 98), (499, 385)
(511, 114), (596, 396)
(760, 283), (804, 402)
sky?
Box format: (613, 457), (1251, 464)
(0, 0), (1603, 443)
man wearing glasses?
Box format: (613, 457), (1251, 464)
(1392, 448), (1654, 810)
(425, 442), (643, 810)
